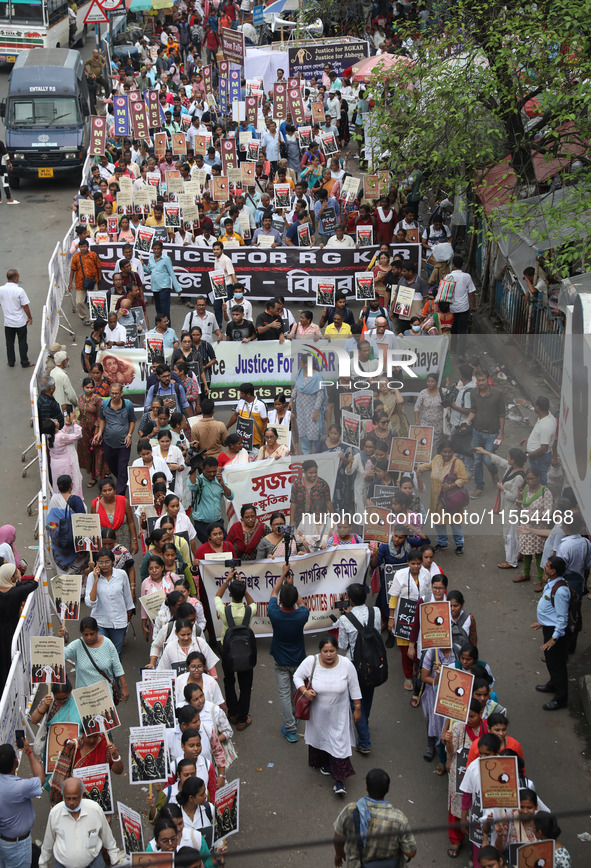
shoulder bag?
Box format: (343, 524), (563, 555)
(293, 655), (317, 720)
(438, 458), (470, 511)
(79, 253), (97, 291)
(80, 638), (122, 705)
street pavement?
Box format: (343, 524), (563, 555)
(1, 60), (591, 867)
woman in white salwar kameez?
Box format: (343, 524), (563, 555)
(293, 635), (362, 795)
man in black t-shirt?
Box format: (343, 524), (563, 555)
(256, 299), (285, 342)
(226, 306), (257, 343)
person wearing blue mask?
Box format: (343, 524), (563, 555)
(223, 284), (253, 323)
(403, 316), (425, 336)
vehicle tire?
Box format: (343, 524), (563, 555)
(8, 173), (20, 188)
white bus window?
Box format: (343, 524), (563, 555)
(8, 0), (44, 24)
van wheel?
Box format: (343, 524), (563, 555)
(8, 173), (20, 188)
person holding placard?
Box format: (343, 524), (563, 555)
(421, 642), (458, 770)
(29, 680), (83, 771)
(387, 551), (432, 690)
(460, 733), (502, 868)
(418, 440), (468, 556)
(444, 697), (487, 858)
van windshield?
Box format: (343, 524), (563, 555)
(9, 96), (80, 128)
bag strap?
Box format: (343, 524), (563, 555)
(79, 638), (113, 686)
(455, 610), (469, 629)
(308, 654), (317, 689)
(224, 604), (236, 629)
(550, 579), (570, 605)
(344, 610), (363, 632)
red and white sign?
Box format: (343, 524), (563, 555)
(84, 1), (109, 24)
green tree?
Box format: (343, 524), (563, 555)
(366, 0), (591, 275)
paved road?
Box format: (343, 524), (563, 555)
(1, 61), (590, 867)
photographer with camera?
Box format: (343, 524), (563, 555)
(269, 563), (310, 743)
(188, 457), (234, 545)
(215, 567), (257, 731)
(448, 363), (476, 475)
(337, 583), (386, 756)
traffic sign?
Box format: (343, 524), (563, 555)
(253, 5), (264, 26)
(84, 1), (109, 23)
(99, 0), (124, 9)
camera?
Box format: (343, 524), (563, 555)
(279, 525), (294, 537)
(186, 445), (206, 471)
(224, 559), (242, 568)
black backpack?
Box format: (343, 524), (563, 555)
(550, 579), (580, 635)
(344, 607), (388, 688)
(451, 610), (470, 657)
(222, 605), (257, 672)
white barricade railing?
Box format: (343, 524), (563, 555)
(2, 153), (92, 722)
(0, 652), (29, 746)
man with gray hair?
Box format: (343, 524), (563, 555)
(52, 351), (78, 409)
(37, 376), (64, 430)
(39, 777), (120, 868)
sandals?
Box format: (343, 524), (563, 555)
(447, 844), (462, 859)
(436, 763), (447, 776)
(86, 479), (97, 488)
(236, 715), (252, 731)
(410, 695), (420, 708)
(497, 561), (517, 569)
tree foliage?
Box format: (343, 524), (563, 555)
(366, 0), (591, 275)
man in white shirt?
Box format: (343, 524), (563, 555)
(51, 351), (78, 408)
(367, 316), (399, 354)
(104, 311), (128, 348)
(182, 296), (221, 343)
(39, 778), (120, 868)
(338, 581), (383, 754)
(113, 244), (145, 283)
(523, 395), (557, 484)
(224, 284), (253, 322)
(210, 240), (238, 325)
(323, 224), (355, 248)
(448, 254), (477, 359)
(0, 268), (33, 367)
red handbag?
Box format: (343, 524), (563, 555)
(293, 656), (317, 721)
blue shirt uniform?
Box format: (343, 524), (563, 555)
(537, 576), (571, 639)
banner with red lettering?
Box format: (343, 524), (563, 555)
(221, 137), (238, 173)
(200, 545), (370, 638)
(287, 86), (306, 127)
(202, 65), (214, 101)
(89, 116), (107, 156)
(130, 99), (150, 140)
(145, 90), (161, 129)
(273, 83), (288, 121)
(245, 96), (258, 127)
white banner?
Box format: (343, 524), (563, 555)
(208, 341), (293, 403)
(200, 545), (370, 637)
(224, 452), (339, 526)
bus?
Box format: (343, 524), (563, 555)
(0, 0), (93, 63)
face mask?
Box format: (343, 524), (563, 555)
(234, 293), (243, 300)
(64, 802), (81, 814)
(411, 325), (421, 333)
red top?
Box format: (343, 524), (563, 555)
(195, 541), (236, 560)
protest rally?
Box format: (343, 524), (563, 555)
(0, 0), (590, 866)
